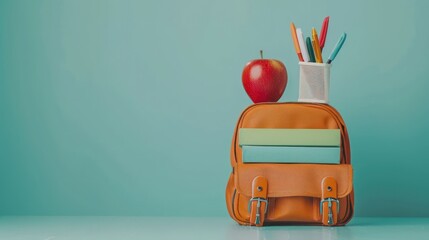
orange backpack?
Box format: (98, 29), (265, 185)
(225, 102), (354, 226)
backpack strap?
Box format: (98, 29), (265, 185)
(320, 176), (340, 226)
(248, 176), (268, 226)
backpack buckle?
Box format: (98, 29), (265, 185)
(248, 197), (268, 225)
(320, 197), (340, 225)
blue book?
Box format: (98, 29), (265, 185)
(242, 145), (340, 164)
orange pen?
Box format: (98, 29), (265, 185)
(290, 22), (304, 62)
(312, 28), (323, 63)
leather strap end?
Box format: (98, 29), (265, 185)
(249, 176), (268, 226)
(321, 176), (339, 226)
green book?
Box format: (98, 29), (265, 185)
(242, 145), (340, 164)
(239, 128), (340, 147)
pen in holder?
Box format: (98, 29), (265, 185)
(298, 62), (331, 103)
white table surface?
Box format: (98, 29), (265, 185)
(0, 217), (428, 240)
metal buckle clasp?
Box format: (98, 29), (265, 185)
(320, 197), (340, 225)
(248, 197), (268, 225)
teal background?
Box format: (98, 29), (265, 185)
(0, 0), (428, 216)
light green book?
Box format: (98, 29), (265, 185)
(242, 145), (340, 164)
(239, 128), (340, 147)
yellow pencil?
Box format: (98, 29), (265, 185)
(312, 28), (323, 63)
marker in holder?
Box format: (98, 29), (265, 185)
(298, 62), (331, 103)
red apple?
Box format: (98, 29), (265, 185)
(242, 51), (288, 103)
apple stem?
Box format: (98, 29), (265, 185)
(260, 50), (263, 59)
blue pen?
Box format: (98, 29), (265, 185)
(327, 33), (347, 64)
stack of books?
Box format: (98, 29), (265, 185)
(239, 128), (341, 164)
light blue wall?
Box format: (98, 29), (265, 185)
(0, 0), (428, 216)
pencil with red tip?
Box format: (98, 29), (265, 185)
(319, 16), (330, 51)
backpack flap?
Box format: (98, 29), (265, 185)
(235, 164), (352, 198)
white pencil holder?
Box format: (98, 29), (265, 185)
(298, 62), (331, 103)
